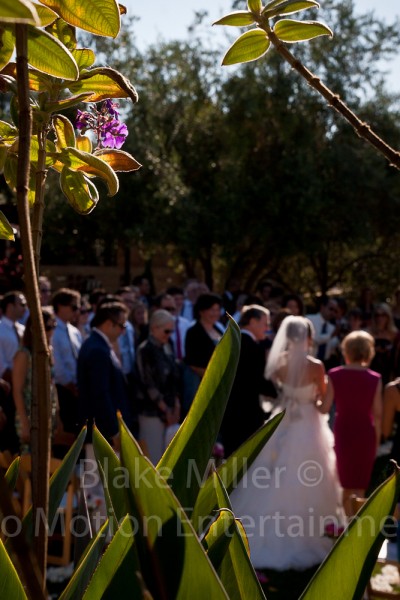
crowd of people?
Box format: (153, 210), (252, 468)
(1, 274), (400, 581)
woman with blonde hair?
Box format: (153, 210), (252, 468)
(320, 330), (382, 515)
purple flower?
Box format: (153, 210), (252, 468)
(101, 119), (128, 149)
(103, 99), (120, 117)
(75, 109), (92, 131)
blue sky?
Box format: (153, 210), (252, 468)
(122, 0), (400, 90)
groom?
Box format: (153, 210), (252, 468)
(221, 305), (277, 457)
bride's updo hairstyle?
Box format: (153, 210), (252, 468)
(266, 316), (312, 386)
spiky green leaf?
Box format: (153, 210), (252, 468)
(274, 18), (333, 42)
(0, 0), (39, 24)
(60, 147), (119, 196)
(39, 0), (120, 37)
(213, 12), (256, 27)
(158, 319), (241, 513)
(69, 67), (138, 103)
(301, 466), (400, 599)
(0, 211), (15, 241)
(222, 29), (270, 66)
(60, 168), (99, 214)
(27, 25), (79, 79)
(0, 538), (28, 599)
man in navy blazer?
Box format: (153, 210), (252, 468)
(78, 301), (132, 450)
(221, 305), (277, 457)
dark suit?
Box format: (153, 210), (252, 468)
(78, 330), (131, 443)
(221, 331), (277, 457)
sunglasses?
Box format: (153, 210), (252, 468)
(164, 328), (174, 334)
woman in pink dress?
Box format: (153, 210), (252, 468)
(319, 330), (382, 515)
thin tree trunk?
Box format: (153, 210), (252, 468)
(15, 24), (51, 589)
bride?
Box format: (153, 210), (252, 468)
(230, 315), (344, 572)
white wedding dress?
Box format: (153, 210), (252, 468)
(230, 383), (344, 571)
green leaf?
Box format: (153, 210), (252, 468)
(204, 509), (266, 600)
(0, 62), (53, 93)
(72, 48), (96, 71)
(33, 2), (58, 26)
(0, 538), (28, 599)
(53, 115), (76, 150)
(248, 0), (262, 12)
(76, 135), (92, 154)
(158, 318), (241, 513)
(27, 25), (78, 80)
(81, 516), (143, 599)
(28, 136), (58, 167)
(69, 67), (138, 103)
(45, 18), (77, 51)
(39, 0), (121, 38)
(301, 466), (400, 599)
(0, 0), (39, 24)
(5, 456), (20, 488)
(119, 418), (230, 600)
(273, 19), (333, 42)
(20, 427), (86, 544)
(263, 0), (319, 17)
(192, 411), (285, 533)
(213, 12), (256, 27)
(60, 147), (119, 196)
(0, 120), (18, 144)
(92, 426), (129, 522)
(222, 29), (271, 66)
(60, 167), (99, 214)
(44, 93), (94, 114)
(0, 211), (15, 241)
(0, 27), (15, 71)
(94, 149), (142, 172)
(59, 520), (109, 600)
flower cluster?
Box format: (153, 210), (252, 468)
(75, 99), (128, 149)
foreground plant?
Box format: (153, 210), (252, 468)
(214, 0), (400, 169)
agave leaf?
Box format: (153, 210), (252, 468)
(213, 11), (256, 27)
(33, 2), (58, 26)
(248, 0), (262, 12)
(60, 167), (99, 214)
(39, 0), (120, 38)
(301, 466), (400, 599)
(76, 135), (92, 154)
(19, 427), (87, 544)
(92, 426), (129, 522)
(192, 411), (285, 534)
(46, 17), (77, 51)
(274, 18), (333, 42)
(59, 520), (109, 600)
(0, 211), (15, 241)
(53, 115), (76, 150)
(69, 67), (138, 103)
(158, 318), (241, 514)
(94, 149), (141, 172)
(119, 418), (229, 599)
(0, 538), (28, 599)
(81, 516), (144, 599)
(203, 508), (266, 600)
(27, 25), (79, 80)
(0, 0), (39, 24)
(0, 27), (15, 71)
(263, 0), (319, 17)
(5, 456), (20, 488)
(222, 29), (270, 66)
(72, 48), (96, 71)
(60, 147), (119, 196)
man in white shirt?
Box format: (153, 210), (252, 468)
(52, 288), (82, 433)
(0, 291), (26, 381)
(306, 297), (340, 364)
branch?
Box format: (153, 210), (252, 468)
(265, 27), (400, 170)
